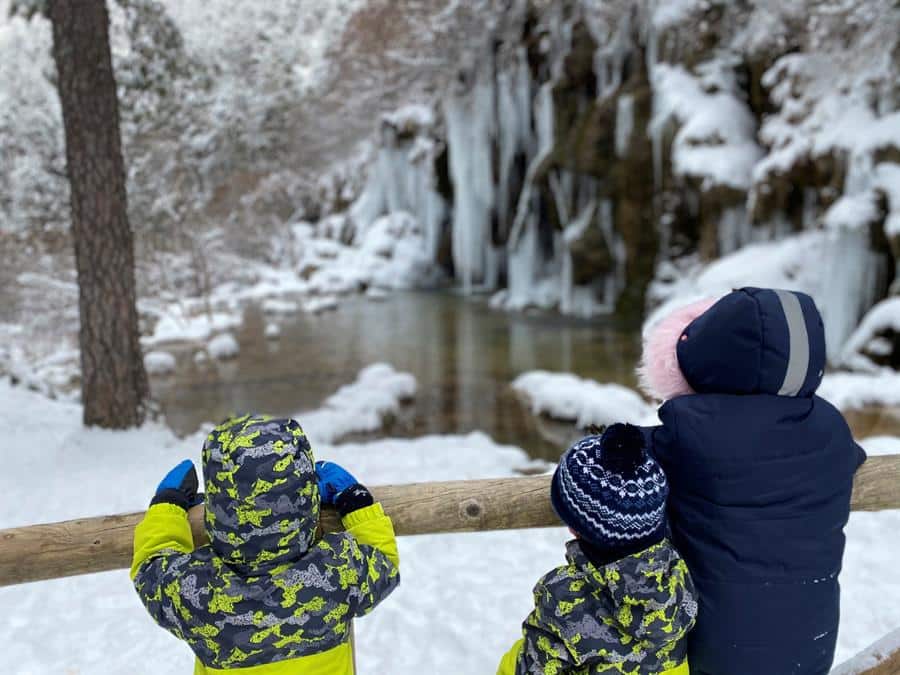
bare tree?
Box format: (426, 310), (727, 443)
(47, 0), (149, 427)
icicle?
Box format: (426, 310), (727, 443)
(509, 83), (555, 249)
(819, 226), (888, 362)
(560, 199), (597, 315)
(717, 206), (751, 255)
(443, 76), (497, 291)
(615, 95), (634, 157)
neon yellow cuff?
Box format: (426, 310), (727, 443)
(340, 502), (385, 528)
(146, 502), (190, 519)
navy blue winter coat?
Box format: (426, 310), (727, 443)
(646, 288), (865, 675)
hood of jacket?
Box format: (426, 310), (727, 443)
(677, 287), (826, 397)
(562, 539), (697, 654)
(202, 414), (319, 571)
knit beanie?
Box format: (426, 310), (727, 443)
(550, 424), (669, 555)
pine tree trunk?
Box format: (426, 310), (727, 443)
(48, 0), (149, 428)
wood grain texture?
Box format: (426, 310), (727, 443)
(1, 456), (898, 587)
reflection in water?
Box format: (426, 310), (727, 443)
(153, 292), (641, 460)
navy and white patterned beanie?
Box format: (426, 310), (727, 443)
(551, 424), (669, 554)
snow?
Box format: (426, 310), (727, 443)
(840, 297), (900, 370)
(261, 298), (299, 315)
(651, 0), (703, 31)
(264, 322), (281, 340)
(206, 332), (239, 361)
(145, 307), (243, 347)
(875, 163), (900, 238)
(823, 192), (881, 231)
(0, 363), (899, 673)
(0, 372), (563, 675)
(647, 230), (885, 363)
(512, 371), (653, 428)
(300, 363), (417, 445)
(819, 371), (900, 410)
(143, 351), (177, 376)
(651, 63), (764, 191)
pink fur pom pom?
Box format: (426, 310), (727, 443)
(638, 297), (719, 401)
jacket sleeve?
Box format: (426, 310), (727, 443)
(500, 581), (579, 675)
(130, 502), (195, 639)
(497, 638), (525, 675)
(341, 502), (400, 618)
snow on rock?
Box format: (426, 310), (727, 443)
(840, 297), (900, 370)
(858, 435), (900, 458)
(651, 63), (764, 191)
(261, 298), (299, 315)
(300, 363), (417, 445)
(875, 163), (900, 238)
(823, 191), (882, 231)
(302, 296), (339, 314)
(264, 322), (281, 340)
(359, 212), (436, 290)
(145, 307), (242, 347)
(819, 371), (900, 411)
(143, 350), (177, 376)
(647, 230), (885, 363)
(512, 371), (653, 428)
(207, 332), (239, 361)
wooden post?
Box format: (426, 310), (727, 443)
(1, 455), (899, 587)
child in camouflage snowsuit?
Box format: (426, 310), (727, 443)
(131, 414), (399, 675)
(498, 424), (697, 675)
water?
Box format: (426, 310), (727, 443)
(151, 291), (900, 462)
(152, 292), (642, 460)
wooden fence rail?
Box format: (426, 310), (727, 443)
(1, 454), (898, 587)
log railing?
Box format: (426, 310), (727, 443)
(1, 454), (898, 587)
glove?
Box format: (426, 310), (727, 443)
(315, 461), (374, 516)
(151, 459), (203, 510)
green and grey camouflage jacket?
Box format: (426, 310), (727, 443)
(131, 415), (400, 673)
(500, 539), (697, 675)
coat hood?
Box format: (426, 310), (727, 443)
(677, 287), (826, 397)
(202, 414), (319, 572)
(566, 539), (697, 651)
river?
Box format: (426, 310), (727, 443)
(152, 291), (641, 460)
(152, 291), (900, 461)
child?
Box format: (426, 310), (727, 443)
(498, 424), (698, 675)
(639, 287), (866, 675)
(131, 414), (399, 674)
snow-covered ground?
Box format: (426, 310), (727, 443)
(0, 366), (898, 674)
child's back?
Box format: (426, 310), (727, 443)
(499, 427), (697, 675)
(131, 415), (399, 674)
(642, 288), (865, 675)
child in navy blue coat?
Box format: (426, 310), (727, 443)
(638, 287), (866, 675)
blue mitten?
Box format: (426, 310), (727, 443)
(315, 460), (374, 515)
(151, 459), (203, 510)
(315, 460), (358, 503)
